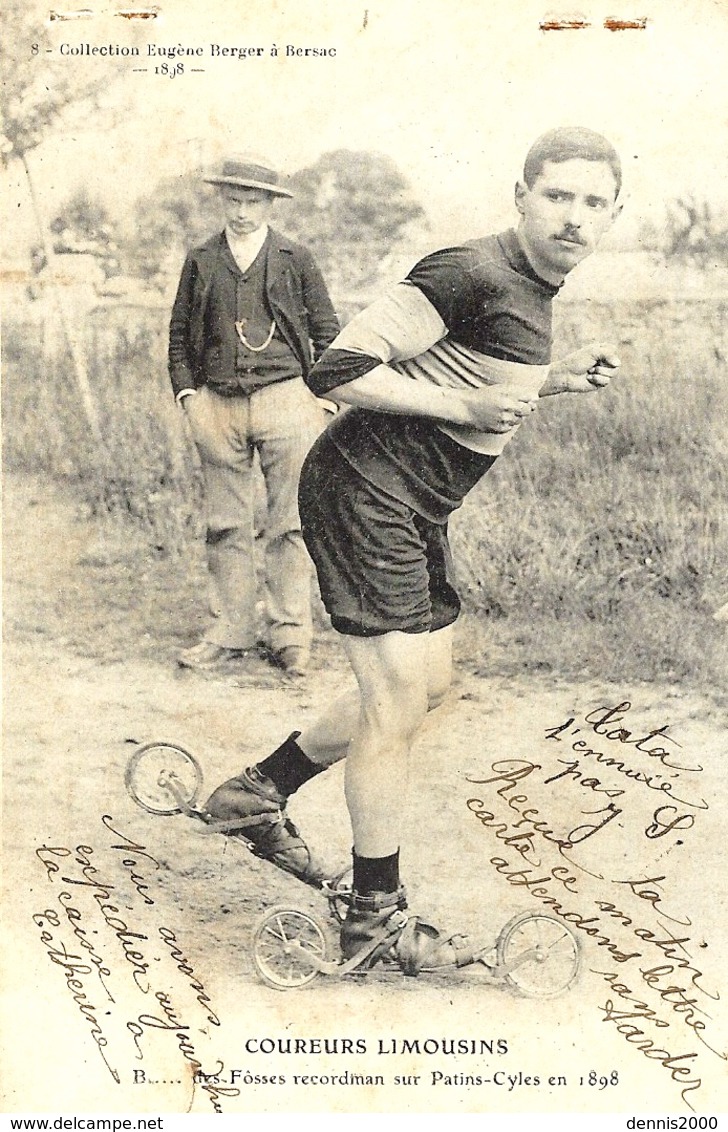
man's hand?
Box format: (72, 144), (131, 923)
(459, 386), (538, 433)
(327, 364), (539, 430)
(543, 344), (621, 396)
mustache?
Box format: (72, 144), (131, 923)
(554, 231), (587, 245)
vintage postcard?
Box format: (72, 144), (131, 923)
(2, 0), (727, 1119)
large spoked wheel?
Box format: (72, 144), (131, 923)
(125, 741), (204, 815)
(253, 906), (330, 990)
(496, 911), (582, 998)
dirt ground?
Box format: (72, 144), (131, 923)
(2, 473), (727, 1115)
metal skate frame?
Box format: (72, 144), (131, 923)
(125, 741), (583, 994)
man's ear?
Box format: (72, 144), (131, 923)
(514, 180), (528, 217)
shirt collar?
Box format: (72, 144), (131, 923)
(224, 223), (269, 263)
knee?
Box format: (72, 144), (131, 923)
(361, 682), (428, 745)
(427, 680), (451, 712)
(427, 667), (453, 711)
(264, 498), (303, 543)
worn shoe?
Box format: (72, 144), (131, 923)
(340, 888), (473, 975)
(340, 888), (409, 966)
(203, 765), (326, 886)
(271, 645), (310, 675)
(178, 641), (254, 669)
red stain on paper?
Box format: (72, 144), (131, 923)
(604, 16), (648, 30)
(539, 17), (591, 30)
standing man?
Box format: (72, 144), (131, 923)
(205, 128), (624, 969)
(169, 154), (340, 675)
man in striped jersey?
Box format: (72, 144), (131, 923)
(205, 127), (624, 972)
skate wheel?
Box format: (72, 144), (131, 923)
(253, 906), (330, 990)
(125, 742), (204, 815)
(497, 911), (582, 997)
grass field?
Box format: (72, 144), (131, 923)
(3, 295), (727, 693)
(451, 301), (728, 689)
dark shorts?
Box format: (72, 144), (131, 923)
(299, 431), (461, 637)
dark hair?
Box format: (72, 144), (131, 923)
(523, 127), (622, 196)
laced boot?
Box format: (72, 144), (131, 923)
(340, 887), (475, 975)
(203, 764), (326, 886)
(340, 887), (409, 967)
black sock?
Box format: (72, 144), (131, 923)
(352, 849), (400, 896)
(257, 731), (324, 797)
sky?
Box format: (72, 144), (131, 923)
(3, 0), (728, 260)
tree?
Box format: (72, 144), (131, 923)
(642, 196), (728, 269)
(281, 149), (427, 297)
(1, 5), (116, 449)
(48, 187), (118, 265)
(117, 171), (219, 287)
(117, 150), (427, 300)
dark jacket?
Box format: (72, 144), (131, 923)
(168, 228), (340, 397)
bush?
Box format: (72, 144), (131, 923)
(3, 295), (727, 689)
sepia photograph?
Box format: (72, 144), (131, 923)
(1, 0), (727, 1118)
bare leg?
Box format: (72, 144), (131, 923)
(296, 623), (455, 771)
(344, 632), (429, 855)
(203, 623), (455, 886)
(334, 624), (462, 966)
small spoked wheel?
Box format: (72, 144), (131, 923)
(253, 906), (330, 990)
(125, 741), (204, 815)
(496, 911), (582, 997)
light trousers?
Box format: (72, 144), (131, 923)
(185, 380), (325, 651)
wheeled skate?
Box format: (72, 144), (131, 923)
(125, 740), (583, 995)
(125, 739), (327, 886)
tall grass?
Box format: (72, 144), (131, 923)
(450, 300), (728, 688)
(3, 295), (727, 689)
(2, 304), (203, 553)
